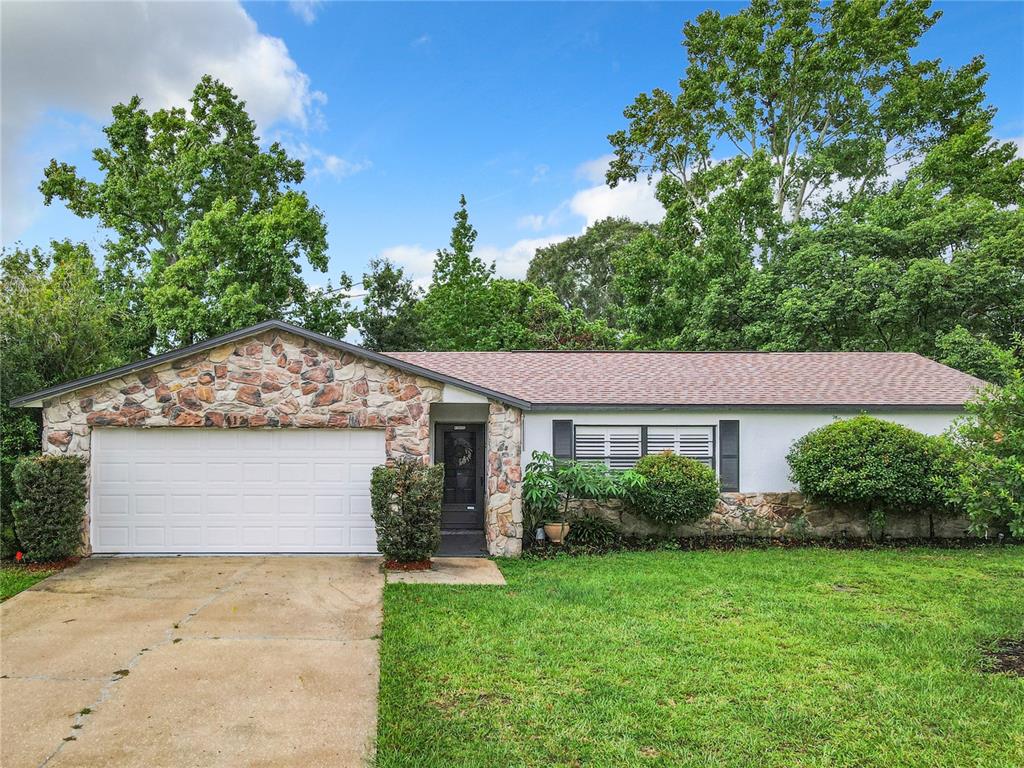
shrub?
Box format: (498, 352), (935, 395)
(11, 454), (87, 562)
(787, 415), (945, 537)
(630, 453), (719, 526)
(566, 516), (625, 549)
(940, 373), (1024, 537)
(370, 461), (443, 563)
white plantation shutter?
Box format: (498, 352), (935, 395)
(646, 427), (715, 468)
(574, 426), (642, 469)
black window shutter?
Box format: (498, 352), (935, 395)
(552, 420), (574, 459)
(718, 420), (739, 492)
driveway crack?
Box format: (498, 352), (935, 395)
(36, 558), (265, 768)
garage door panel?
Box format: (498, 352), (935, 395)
(91, 428), (386, 553)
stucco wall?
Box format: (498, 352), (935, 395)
(522, 409), (961, 493)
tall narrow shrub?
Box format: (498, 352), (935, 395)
(371, 461), (443, 563)
(12, 454), (87, 562)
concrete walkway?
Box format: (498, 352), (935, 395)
(1, 556), (383, 768)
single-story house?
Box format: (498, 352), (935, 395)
(12, 320), (984, 556)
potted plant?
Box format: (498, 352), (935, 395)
(523, 452), (644, 546)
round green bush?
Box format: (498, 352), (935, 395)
(631, 453), (718, 525)
(12, 454), (87, 562)
(787, 415), (943, 531)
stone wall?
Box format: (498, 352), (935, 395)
(485, 402), (524, 556)
(570, 492), (974, 540)
(41, 330), (444, 551)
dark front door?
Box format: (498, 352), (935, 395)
(436, 424), (485, 530)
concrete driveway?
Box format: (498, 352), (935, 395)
(1, 556), (383, 768)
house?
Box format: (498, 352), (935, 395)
(12, 320), (984, 557)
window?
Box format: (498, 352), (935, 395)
(646, 427), (715, 467)
(573, 425), (715, 471)
(574, 426), (642, 469)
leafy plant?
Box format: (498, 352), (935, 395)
(370, 461), (444, 563)
(565, 516), (625, 550)
(522, 451), (645, 527)
(631, 453), (719, 526)
(940, 374), (1024, 537)
(11, 455), (87, 562)
(787, 415), (946, 539)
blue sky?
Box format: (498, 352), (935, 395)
(3, 1), (1022, 288)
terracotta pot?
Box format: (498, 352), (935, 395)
(543, 522), (571, 544)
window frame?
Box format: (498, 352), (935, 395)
(571, 424), (717, 474)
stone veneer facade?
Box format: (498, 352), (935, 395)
(573, 492), (973, 540)
(484, 402), (524, 557)
(39, 329), (526, 556)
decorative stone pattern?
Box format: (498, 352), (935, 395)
(41, 330), (444, 552)
(573, 492), (973, 540)
(485, 402), (524, 556)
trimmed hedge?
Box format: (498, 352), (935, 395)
(631, 453), (719, 526)
(12, 454), (87, 562)
(787, 415), (945, 536)
(371, 461), (443, 563)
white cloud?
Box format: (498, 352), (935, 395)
(477, 234), (572, 279)
(411, 34), (432, 48)
(378, 244), (437, 289)
(575, 154), (615, 184)
(289, 0), (323, 25)
(516, 214), (547, 232)
(567, 155), (664, 227)
(277, 138), (371, 180)
(531, 164), (550, 184)
(1, 0), (327, 242)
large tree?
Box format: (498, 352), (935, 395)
(608, 0), (1004, 228)
(40, 75), (349, 350)
(354, 259), (424, 352)
(417, 195), (496, 351)
(527, 217), (654, 320)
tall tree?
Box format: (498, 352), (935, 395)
(608, 0), (1003, 228)
(527, 217), (653, 320)
(417, 195), (496, 351)
(40, 75), (349, 350)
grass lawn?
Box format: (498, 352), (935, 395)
(378, 547), (1024, 768)
(1, 566), (58, 601)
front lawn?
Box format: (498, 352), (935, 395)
(378, 548), (1024, 767)
(1, 566), (58, 601)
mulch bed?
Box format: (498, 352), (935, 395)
(384, 559), (432, 571)
(7, 556), (81, 572)
(984, 639), (1024, 676)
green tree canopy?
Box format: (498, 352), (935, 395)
(40, 75), (350, 350)
(526, 217), (654, 320)
(353, 259), (424, 352)
(0, 241), (131, 556)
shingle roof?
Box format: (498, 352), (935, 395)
(385, 351), (985, 408)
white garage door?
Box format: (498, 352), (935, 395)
(91, 428), (385, 553)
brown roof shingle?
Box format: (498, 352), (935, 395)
(385, 351), (985, 408)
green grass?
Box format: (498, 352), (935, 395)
(378, 548), (1024, 768)
(1, 566), (58, 601)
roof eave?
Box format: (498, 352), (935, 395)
(526, 402), (969, 412)
(9, 320), (533, 411)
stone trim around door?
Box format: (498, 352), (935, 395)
(485, 402), (524, 556)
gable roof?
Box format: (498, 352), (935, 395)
(8, 320), (530, 409)
(386, 350), (985, 409)
(11, 320), (984, 411)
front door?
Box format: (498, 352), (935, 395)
(435, 424), (485, 530)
